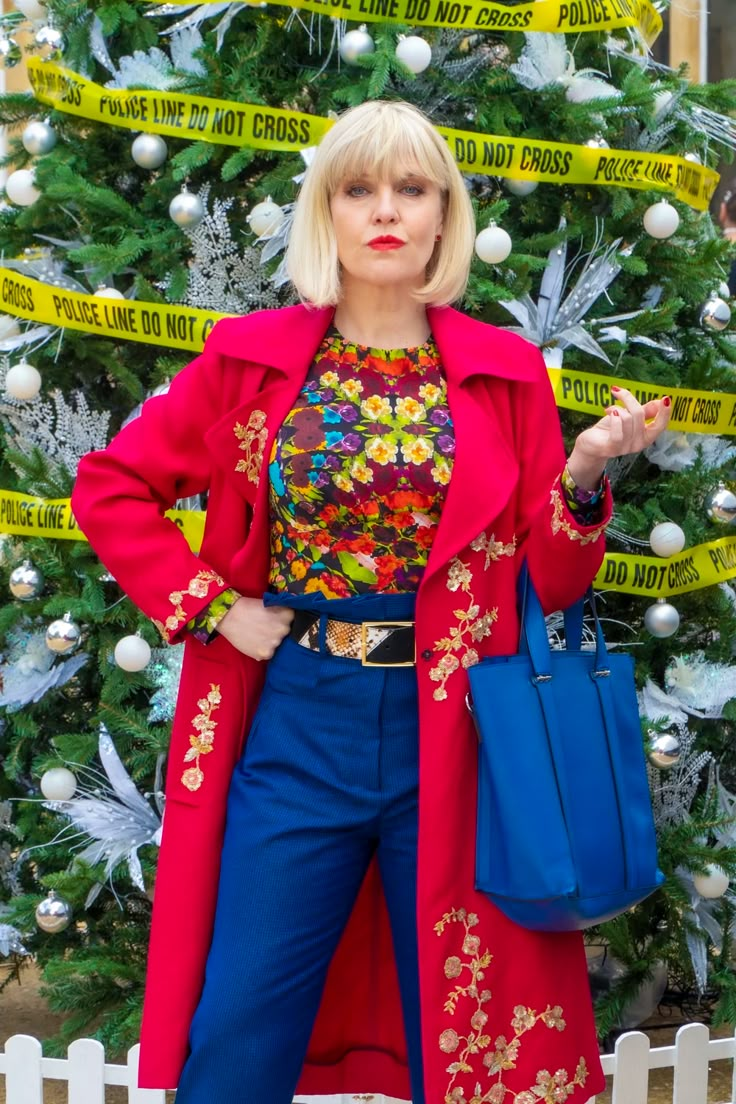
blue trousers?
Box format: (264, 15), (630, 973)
(175, 592), (424, 1104)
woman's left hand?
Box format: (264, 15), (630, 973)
(567, 388), (672, 489)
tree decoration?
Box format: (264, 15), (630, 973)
(40, 766), (77, 801)
(35, 890), (72, 933)
(131, 132), (168, 169)
(474, 223), (512, 264)
(5, 169), (40, 207)
(649, 522), (686, 557)
(22, 119), (57, 156)
(5, 358), (41, 400)
(114, 633), (152, 672)
(46, 613), (82, 655)
(704, 484), (736, 524)
(699, 295), (731, 332)
(169, 185), (205, 228)
(644, 598), (680, 638)
(246, 196), (285, 238)
(395, 34), (432, 74)
(643, 200), (680, 239)
(8, 560), (44, 600)
(339, 25), (374, 63)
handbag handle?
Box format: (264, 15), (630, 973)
(517, 562), (610, 676)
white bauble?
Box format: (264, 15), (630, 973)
(22, 120), (57, 156)
(13, 0), (47, 18)
(395, 34), (432, 74)
(643, 200), (679, 240)
(40, 766), (77, 801)
(683, 151), (702, 164)
(131, 133), (168, 170)
(649, 522), (686, 558)
(94, 285), (125, 299)
(339, 25), (375, 63)
(504, 177), (538, 197)
(246, 196), (285, 238)
(0, 314), (20, 340)
(114, 634), (152, 672)
(584, 136), (610, 149)
(644, 599), (680, 638)
(169, 188), (205, 228)
(5, 358), (41, 400)
(6, 168), (40, 207)
(475, 224), (512, 264)
(693, 864), (730, 899)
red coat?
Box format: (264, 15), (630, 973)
(72, 303), (613, 1102)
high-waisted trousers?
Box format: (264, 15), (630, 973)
(174, 591), (425, 1104)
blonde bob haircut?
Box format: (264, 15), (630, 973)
(286, 99), (476, 308)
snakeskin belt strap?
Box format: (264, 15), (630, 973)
(289, 610), (415, 666)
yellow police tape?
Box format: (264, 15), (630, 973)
(155, 0), (662, 42)
(0, 489), (205, 553)
(1, 487), (732, 597)
(548, 367), (736, 437)
(594, 537), (736, 597)
(27, 59), (717, 211)
(0, 268), (227, 352)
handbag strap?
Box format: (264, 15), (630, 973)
(516, 562), (610, 675)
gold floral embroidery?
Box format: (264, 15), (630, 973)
(470, 531), (517, 570)
(429, 557), (498, 702)
(435, 907), (588, 1104)
(153, 569), (226, 642)
(181, 683), (222, 792)
(234, 410), (268, 484)
(550, 485), (607, 546)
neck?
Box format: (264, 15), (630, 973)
(334, 280), (431, 347)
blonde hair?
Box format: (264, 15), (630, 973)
(285, 100), (476, 308)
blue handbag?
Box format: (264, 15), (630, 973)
(466, 562), (664, 932)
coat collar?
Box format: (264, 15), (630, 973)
(207, 302), (539, 386)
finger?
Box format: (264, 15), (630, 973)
(643, 396), (672, 442)
(609, 387), (642, 416)
(605, 408), (624, 447)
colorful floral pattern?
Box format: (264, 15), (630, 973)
(268, 325), (454, 596)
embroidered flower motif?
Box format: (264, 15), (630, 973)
(432, 458), (452, 485)
(234, 410), (268, 484)
(434, 907), (589, 1104)
(154, 569), (226, 642)
(181, 683), (221, 792)
(351, 461), (374, 484)
(319, 370), (340, 388)
(341, 377), (364, 398)
(470, 531), (517, 570)
(430, 558), (498, 701)
(419, 381), (442, 404)
(550, 483), (607, 545)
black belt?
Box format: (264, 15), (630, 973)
(289, 609), (416, 666)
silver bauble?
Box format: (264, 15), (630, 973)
(646, 730), (681, 770)
(0, 34), (22, 67)
(131, 133), (168, 170)
(169, 188), (205, 229)
(22, 119), (57, 156)
(35, 890), (73, 934)
(584, 136), (610, 149)
(45, 611), (81, 654)
(9, 559), (44, 600)
(503, 177), (538, 197)
(699, 296), (731, 332)
(704, 484), (736, 524)
(339, 25), (375, 63)
(644, 599), (680, 638)
(35, 24), (64, 54)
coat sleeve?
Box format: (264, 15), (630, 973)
(512, 341), (613, 615)
(71, 321), (234, 644)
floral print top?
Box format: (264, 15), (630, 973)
(267, 325), (453, 596)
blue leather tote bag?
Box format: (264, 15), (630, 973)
(467, 562), (664, 932)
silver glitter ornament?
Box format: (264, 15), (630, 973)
(22, 119), (57, 156)
(699, 296), (731, 332)
(339, 25), (375, 63)
(131, 133), (168, 170)
(644, 598), (680, 638)
(169, 187), (205, 229)
(704, 483), (736, 524)
(647, 730), (682, 770)
(35, 23), (64, 55)
(35, 890), (73, 933)
(0, 34), (22, 67)
(9, 560), (44, 600)
(45, 612), (81, 654)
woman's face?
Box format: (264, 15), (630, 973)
(329, 164), (445, 294)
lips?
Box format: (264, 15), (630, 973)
(368, 236), (405, 246)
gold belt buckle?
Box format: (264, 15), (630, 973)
(360, 621), (416, 667)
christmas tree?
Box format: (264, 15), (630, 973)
(0, 0), (735, 1060)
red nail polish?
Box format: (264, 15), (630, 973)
(611, 410), (620, 417)
(663, 396), (671, 407)
(611, 386), (621, 392)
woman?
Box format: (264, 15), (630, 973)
(72, 99), (671, 1104)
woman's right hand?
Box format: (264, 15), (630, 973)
(215, 597), (294, 661)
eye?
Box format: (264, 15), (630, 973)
(402, 183), (424, 196)
(346, 184), (368, 197)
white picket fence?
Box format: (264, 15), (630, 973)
(1, 1024), (736, 1103)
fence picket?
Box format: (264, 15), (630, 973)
(2, 1025), (736, 1103)
(672, 1022), (710, 1104)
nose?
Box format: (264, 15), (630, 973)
(371, 183), (399, 224)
